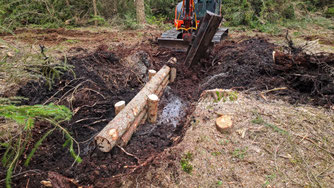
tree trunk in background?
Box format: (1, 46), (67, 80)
(92, 0), (98, 26)
(136, 0), (145, 24)
(112, 0), (118, 15)
(65, 0), (70, 6)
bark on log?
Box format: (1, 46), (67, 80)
(95, 65), (171, 152)
(158, 80), (169, 98)
(156, 75), (169, 96)
(120, 108), (147, 146)
(140, 113), (147, 125)
(148, 94), (159, 123)
(114, 101), (125, 115)
(170, 68), (177, 83)
(148, 70), (157, 81)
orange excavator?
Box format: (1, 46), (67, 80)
(158, 0), (228, 50)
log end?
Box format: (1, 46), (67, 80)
(216, 115), (233, 133)
(95, 136), (112, 152)
(115, 101), (125, 107)
(148, 94), (159, 101)
(149, 69), (157, 74)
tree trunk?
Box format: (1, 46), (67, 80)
(92, 0), (98, 26)
(112, 0), (118, 15)
(65, 0), (70, 6)
(136, 0), (146, 24)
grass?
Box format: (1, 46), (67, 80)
(251, 113), (288, 135)
(180, 152), (194, 174)
(144, 91), (334, 187)
(232, 147), (248, 159)
(214, 91), (239, 103)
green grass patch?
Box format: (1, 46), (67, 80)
(232, 147), (248, 159)
(180, 152), (194, 174)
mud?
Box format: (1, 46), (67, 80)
(0, 41), (193, 187)
(202, 37), (334, 107)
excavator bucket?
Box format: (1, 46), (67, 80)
(158, 16), (228, 51)
(184, 11), (225, 66)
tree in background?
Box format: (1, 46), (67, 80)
(136, 0), (146, 24)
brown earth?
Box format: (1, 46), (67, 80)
(0, 28), (334, 187)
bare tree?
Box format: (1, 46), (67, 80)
(136, 0), (145, 24)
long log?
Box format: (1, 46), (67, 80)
(156, 75), (169, 95)
(158, 80), (169, 98)
(120, 108), (147, 146)
(95, 65), (171, 152)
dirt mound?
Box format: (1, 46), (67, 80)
(202, 37), (334, 107)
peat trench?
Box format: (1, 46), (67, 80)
(1, 37), (334, 187)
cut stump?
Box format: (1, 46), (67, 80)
(148, 70), (157, 81)
(114, 101), (125, 115)
(215, 115), (233, 133)
(148, 94), (159, 123)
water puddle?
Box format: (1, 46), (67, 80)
(157, 87), (187, 128)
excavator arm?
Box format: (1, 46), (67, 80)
(158, 0), (228, 53)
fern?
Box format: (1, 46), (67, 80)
(24, 128), (55, 166)
(0, 101), (81, 188)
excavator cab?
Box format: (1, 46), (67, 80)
(194, 0), (222, 18)
(158, 0), (227, 50)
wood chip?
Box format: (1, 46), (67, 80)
(41, 180), (52, 187)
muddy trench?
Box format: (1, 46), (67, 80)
(1, 35), (334, 187)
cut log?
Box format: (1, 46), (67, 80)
(156, 75), (170, 96)
(95, 64), (171, 152)
(168, 57), (177, 83)
(114, 101), (125, 115)
(158, 80), (169, 98)
(148, 94), (159, 123)
(216, 115), (233, 133)
(170, 68), (177, 83)
(120, 108), (147, 146)
(272, 51), (276, 63)
(148, 70), (157, 81)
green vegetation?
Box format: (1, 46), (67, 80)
(0, 102), (81, 188)
(251, 113), (288, 135)
(0, 42), (77, 188)
(0, 0), (176, 32)
(180, 152), (194, 174)
(222, 0), (333, 33)
(232, 147), (248, 159)
(0, 0), (332, 33)
(214, 91), (238, 103)
(0, 42), (74, 90)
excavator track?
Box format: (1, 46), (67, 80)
(158, 27), (228, 51)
